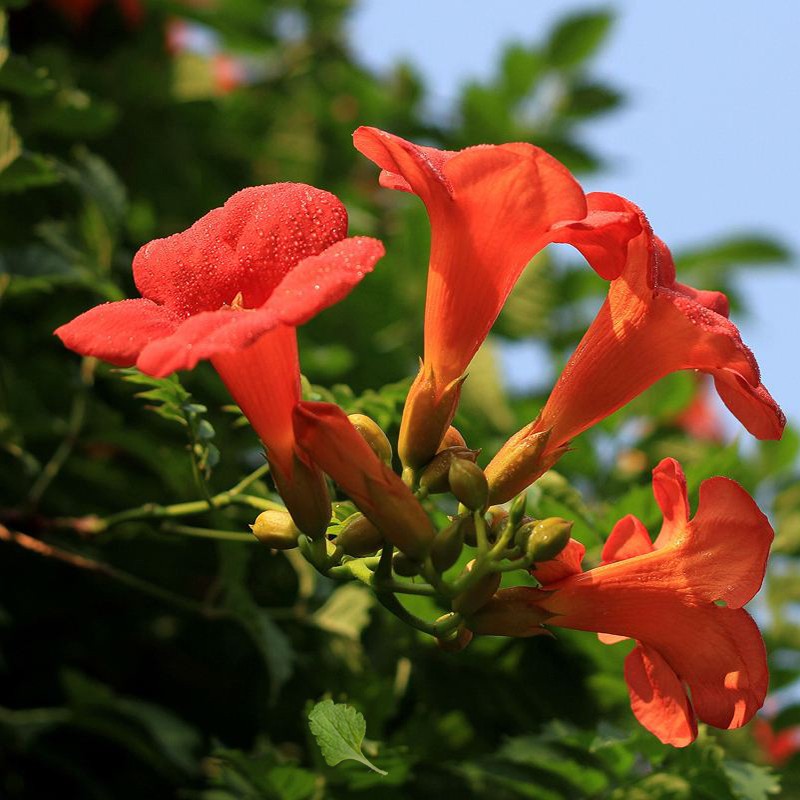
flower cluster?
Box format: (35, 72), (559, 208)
(56, 127), (784, 747)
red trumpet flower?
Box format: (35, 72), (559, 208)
(468, 458), (773, 746)
(56, 184), (384, 536)
(486, 193), (784, 503)
(353, 127), (641, 469)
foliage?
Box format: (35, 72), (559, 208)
(0, 1), (797, 798)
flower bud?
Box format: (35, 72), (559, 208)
(347, 413), (393, 465)
(393, 551), (422, 577)
(430, 517), (466, 573)
(448, 458), (489, 511)
(336, 514), (384, 557)
(438, 425), (467, 451)
(508, 492), (528, 529)
(524, 517), (573, 563)
(398, 363), (465, 469)
(436, 624), (473, 653)
(452, 560), (501, 616)
(419, 446), (480, 495)
(466, 587), (553, 637)
(459, 513), (478, 547)
(250, 509), (301, 550)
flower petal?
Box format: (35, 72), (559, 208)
(293, 402), (436, 559)
(136, 306), (279, 377)
(683, 476), (773, 609)
(625, 644), (697, 747)
(269, 236), (385, 326)
(355, 127), (588, 386)
(602, 514), (653, 564)
(55, 299), (178, 366)
(133, 184), (348, 316)
(353, 126), (456, 200)
(534, 538), (586, 586)
(651, 458), (689, 548)
(713, 368), (786, 440)
(550, 192), (642, 281)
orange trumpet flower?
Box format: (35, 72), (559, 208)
(468, 458), (773, 746)
(353, 127), (641, 469)
(486, 193), (785, 503)
(293, 402), (436, 559)
(56, 184), (384, 537)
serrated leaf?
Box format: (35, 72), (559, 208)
(308, 700), (387, 775)
(722, 759), (780, 800)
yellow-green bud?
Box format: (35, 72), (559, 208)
(347, 413), (393, 465)
(452, 561), (501, 616)
(393, 551), (422, 577)
(336, 514), (384, 557)
(250, 509), (301, 550)
(524, 517), (573, 563)
(419, 446), (479, 494)
(430, 517), (466, 573)
(438, 425), (467, 451)
(448, 459), (489, 511)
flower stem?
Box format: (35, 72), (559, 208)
(160, 522), (256, 543)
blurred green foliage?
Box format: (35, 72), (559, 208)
(0, 1), (798, 798)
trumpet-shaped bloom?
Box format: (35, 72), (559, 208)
(468, 458), (773, 746)
(56, 184), (384, 536)
(293, 402), (436, 559)
(486, 193), (785, 503)
(353, 127), (641, 467)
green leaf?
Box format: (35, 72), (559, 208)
(0, 55), (56, 96)
(308, 699), (387, 776)
(311, 584), (374, 641)
(722, 759), (780, 800)
(547, 10), (614, 69)
(675, 236), (791, 275)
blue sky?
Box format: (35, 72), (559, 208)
(349, 1), (800, 425)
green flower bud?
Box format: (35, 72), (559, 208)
(525, 517), (573, 563)
(448, 458), (489, 511)
(250, 509), (301, 550)
(393, 551), (422, 577)
(419, 446), (480, 495)
(430, 517), (466, 573)
(508, 492), (528, 529)
(452, 561), (501, 616)
(347, 413), (393, 465)
(336, 514), (384, 557)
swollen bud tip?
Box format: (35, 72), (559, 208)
(524, 517), (573, 563)
(419, 446), (479, 495)
(347, 413), (393, 465)
(438, 425), (467, 451)
(336, 514), (384, 557)
(251, 509), (301, 550)
(448, 458), (488, 511)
